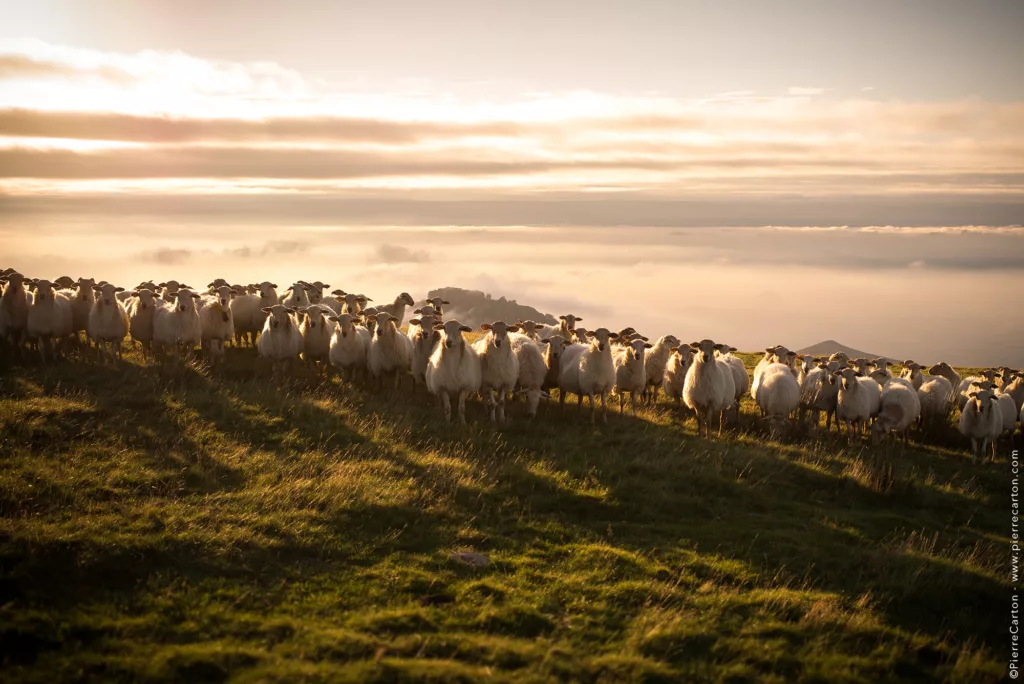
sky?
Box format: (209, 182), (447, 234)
(1, 0), (1022, 364)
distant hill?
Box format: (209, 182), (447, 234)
(419, 287), (558, 328)
(797, 339), (895, 362)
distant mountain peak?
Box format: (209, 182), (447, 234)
(796, 340), (891, 361)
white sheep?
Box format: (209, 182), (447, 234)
(297, 305), (336, 375)
(424, 296), (450, 314)
(539, 313), (583, 341)
(754, 363), (801, 437)
(378, 292), (416, 327)
(926, 362), (962, 394)
(367, 311), (413, 391)
(302, 281), (330, 308)
(901, 360), (926, 390)
(473, 321), (521, 423)
(338, 292), (371, 316)
(516, 320), (545, 341)
(280, 282), (311, 309)
(834, 367), (874, 440)
(508, 332), (547, 419)
(539, 334), (571, 394)
(642, 334), (680, 404)
(426, 319), (482, 424)
(158, 280), (190, 302)
(663, 346), (696, 407)
(869, 372), (922, 445)
(959, 388), (1003, 463)
(87, 282), (128, 365)
(716, 346), (749, 423)
(995, 391), (1018, 447)
(613, 336), (651, 415)
(799, 362), (839, 431)
(0, 271), (30, 354)
(69, 277), (97, 347)
(197, 285), (237, 371)
(999, 371), (1024, 416)
(257, 304), (303, 378)
(26, 279), (74, 362)
(408, 309), (441, 391)
(230, 282), (278, 347)
(559, 327), (619, 424)
(957, 370), (1000, 411)
(683, 339), (732, 437)
(328, 313), (371, 382)
(916, 376), (956, 428)
(153, 288), (202, 361)
(751, 345), (794, 409)
(826, 351), (850, 372)
(125, 288), (162, 361)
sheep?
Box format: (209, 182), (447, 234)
(848, 357), (874, 376)
(755, 363), (801, 437)
(611, 327), (638, 348)
(53, 276), (76, 289)
(408, 310), (441, 391)
(927, 362), (962, 398)
(539, 313), (583, 341)
(539, 334), (571, 393)
(360, 307), (380, 337)
(716, 346), (749, 423)
(795, 355), (818, 386)
(957, 369), (1000, 411)
(424, 296), (450, 314)
(834, 367), (874, 441)
(280, 282), (311, 309)
(508, 332), (547, 419)
(197, 285), (237, 370)
(751, 345), (794, 409)
(337, 292), (371, 316)
(683, 339), (734, 437)
(297, 305), (335, 375)
(516, 320), (544, 341)
(999, 371), (1024, 415)
(125, 288), (162, 360)
(26, 279), (74, 362)
(900, 360), (926, 390)
(473, 321), (521, 423)
(378, 292), (416, 327)
(87, 282), (128, 365)
(916, 376), (956, 428)
(230, 281), (278, 347)
(571, 327), (590, 344)
(367, 311), (413, 391)
(256, 305), (302, 379)
(300, 281), (329, 306)
(799, 362), (839, 431)
(959, 388), (1003, 463)
(328, 313), (371, 382)
(613, 336), (651, 415)
(868, 371), (922, 445)
(69, 278), (97, 346)
(0, 271), (30, 354)
(153, 289), (203, 362)
(664, 346), (696, 407)
(995, 391), (1018, 447)
(426, 319), (482, 424)
(642, 334), (680, 404)
(158, 280), (189, 302)
(559, 327), (619, 424)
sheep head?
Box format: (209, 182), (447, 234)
(93, 282), (124, 306)
(433, 319), (472, 349)
(480, 321), (519, 349)
(171, 289), (202, 313)
(261, 305), (295, 330)
(689, 338), (726, 364)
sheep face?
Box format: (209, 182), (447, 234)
(966, 389), (998, 416)
(433, 319), (472, 349)
(572, 328), (590, 344)
(559, 314), (582, 331)
(626, 337), (652, 360)
(93, 282), (124, 306)
(171, 289), (202, 314)
(130, 288), (160, 310)
(834, 367), (859, 390)
(868, 369), (891, 387)
(586, 328), (618, 353)
(261, 305), (295, 330)
(541, 334), (569, 362)
(329, 313), (358, 337)
(75, 278), (97, 299)
(212, 285), (237, 309)
(300, 306), (329, 330)
(480, 321), (519, 349)
(3, 272), (25, 289)
(257, 282), (279, 300)
(426, 296), (450, 313)
(288, 283), (308, 298)
(662, 335), (681, 349)
(928, 361), (954, 376)
(54, 276), (76, 289)
(30, 279), (56, 301)
(341, 293), (370, 313)
(414, 305), (439, 318)
(689, 338), (725, 364)
(396, 292), (415, 307)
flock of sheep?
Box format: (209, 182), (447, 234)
(1, 271), (1021, 463)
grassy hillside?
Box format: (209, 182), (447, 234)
(0, 348), (1010, 682)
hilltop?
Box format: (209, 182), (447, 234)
(797, 339), (891, 361)
(419, 287), (558, 328)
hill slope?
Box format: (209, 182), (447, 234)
(0, 351), (1006, 682)
(797, 339), (886, 360)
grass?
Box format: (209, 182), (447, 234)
(0, 346), (1012, 682)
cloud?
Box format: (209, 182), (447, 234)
(0, 54), (138, 85)
(374, 244), (430, 263)
(228, 240), (307, 258)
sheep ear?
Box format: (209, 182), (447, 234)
(480, 323), (492, 331)
(158, 282), (167, 287)
(328, 316), (339, 322)
(559, 315), (566, 320)
(460, 325), (472, 333)
(729, 346), (737, 352)
(574, 317), (583, 322)
(331, 289), (345, 296)
(585, 331), (596, 339)
(690, 342), (702, 349)
(432, 323), (444, 331)
(508, 325), (520, 333)
(192, 293), (201, 299)
(413, 308), (423, 314)
(669, 346), (679, 353)
(442, 300), (450, 305)
(92, 285), (102, 291)
(130, 290), (139, 296)
(115, 287), (124, 292)
(409, 318), (421, 326)
(609, 333), (620, 340)
(644, 343), (653, 349)
(261, 307), (273, 313)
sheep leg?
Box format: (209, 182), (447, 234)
(989, 438), (997, 463)
(457, 390), (468, 425)
(651, 385), (660, 405)
(630, 391), (637, 416)
(496, 389), (506, 424)
(587, 393), (596, 424)
(600, 392), (608, 423)
(441, 392), (452, 422)
(618, 393), (625, 414)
